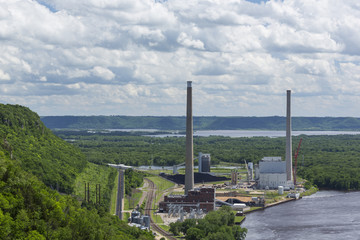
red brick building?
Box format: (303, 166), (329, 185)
(159, 187), (215, 213)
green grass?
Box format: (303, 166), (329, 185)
(234, 215), (246, 223)
(123, 212), (130, 221)
(147, 176), (175, 194)
(143, 169), (173, 175)
(300, 186), (318, 197)
(74, 162), (116, 208)
(124, 189), (143, 210)
(110, 170), (119, 215)
(244, 207), (263, 213)
(152, 211), (164, 224)
(170, 191), (184, 195)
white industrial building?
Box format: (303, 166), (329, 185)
(258, 157), (294, 189)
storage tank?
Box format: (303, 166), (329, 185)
(231, 203), (247, 211)
(142, 215), (150, 228)
(278, 186), (284, 195)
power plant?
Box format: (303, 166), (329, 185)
(256, 90), (294, 189)
(159, 82), (217, 214)
(155, 87), (303, 231)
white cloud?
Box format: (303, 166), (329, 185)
(0, 69), (10, 81)
(91, 66), (115, 80)
(1, 0), (360, 116)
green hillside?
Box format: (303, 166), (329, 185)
(41, 115), (360, 131)
(0, 104), (154, 239)
(0, 104), (86, 193)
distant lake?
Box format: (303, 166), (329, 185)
(149, 130), (360, 138)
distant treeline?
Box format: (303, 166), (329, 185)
(41, 115), (360, 131)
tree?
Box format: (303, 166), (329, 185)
(185, 227), (205, 240)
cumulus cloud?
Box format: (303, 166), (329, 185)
(0, 0), (360, 116)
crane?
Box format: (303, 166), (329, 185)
(293, 138), (303, 185)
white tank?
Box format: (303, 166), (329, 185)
(278, 186), (284, 195)
(231, 203), (247, 210)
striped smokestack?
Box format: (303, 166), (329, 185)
(185, 81), (194, 195)
(286, 90), (293, 181)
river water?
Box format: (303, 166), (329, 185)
(242, 191), (360, 240)
(149, 130), (360, 138)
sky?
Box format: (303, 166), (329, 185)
(1, 0), (360, 117)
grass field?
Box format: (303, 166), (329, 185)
(124, 189), (143, 210)
(74, 162), (117, 209)
(147, 175), (175, 203)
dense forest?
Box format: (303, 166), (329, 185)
(0, 104), (154, 239)
(0, 104), (87, 193)
(41, 115), (360, 131)
(55, 130), (360, 191)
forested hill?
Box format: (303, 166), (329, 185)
(41, 115), (360, 131)
(0, 104), (87, 193)
(0, 103), (154, 239)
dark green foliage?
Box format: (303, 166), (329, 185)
(186, 227), (205, 240)
(0, 157), (154, 240)
(169, 221), (182, 236)
(0, 104), (86, 193)
(54, 127), (360, 191)
(0, 104), (154, 239)
(169, 206), (247, 240)
(295, 135), (360, 190)
(124, 168), (146, 195)
(41, 115), (360, 131)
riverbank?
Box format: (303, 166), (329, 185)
(244, 186), (318, 216)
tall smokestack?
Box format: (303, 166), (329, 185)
(286, 90), (293, 181)
(185, 81), (194, 195)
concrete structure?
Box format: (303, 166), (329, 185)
(185, 81), (194, 195)
(159, 187), (215, 213)
(198, 152), (211, 173)
(258, 157), (294, 189)
(286, 90), (293, 182)
(231, 171), (238, 185)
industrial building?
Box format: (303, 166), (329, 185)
(159, 187), (215, 213)
(256, 90), (294, 190)
(257, 157), (294, 189)
(198, 152), (211, 173)
(128, 210), (150, 230)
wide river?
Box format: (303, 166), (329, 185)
(242, 191), (360, 239)
(149, 130), (360, 138)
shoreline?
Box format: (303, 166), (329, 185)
(244, 197), (298, 216)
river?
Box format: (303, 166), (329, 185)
(149, 130), (360, 138)
(242, 191), (360, 239)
